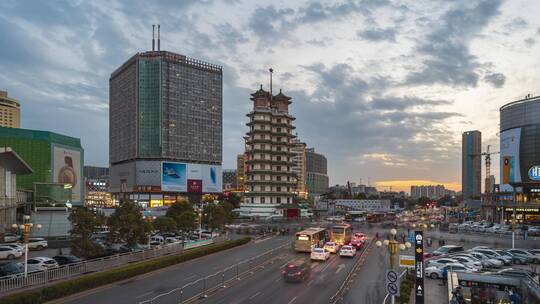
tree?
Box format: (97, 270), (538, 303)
(219, 192), (241, 209)
(68, 207), (105, 258)
(202, 204), (227, 232)
(417, 197), (431, 207)
(220, 201), (235, 224)
(152, 216), (177, 234)
(107, 202), (150, 246)
(166, 200), (197, 232)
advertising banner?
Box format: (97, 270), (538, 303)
(187, 179), (202, 193)
(500, 128), (521, 192)
(161, 162), (187, 192)
(52, 145), (82, 203)
(203, 165), (222, 193)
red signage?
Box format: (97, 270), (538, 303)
(187, 179), (202, 193)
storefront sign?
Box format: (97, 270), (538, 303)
(529, 166), (540, 181)
(399, 255), (415, 268)
(415, 230), (424, 304)
(504, 207), (540, 212)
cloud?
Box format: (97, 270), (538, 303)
(483, 73), (506, 88)
(406, 0), (503, 87)
(525, 37), (536, 47)
(504, 17), (528, 31)
(357, 27), (396, 42)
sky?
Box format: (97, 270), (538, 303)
(1, 0), (539, 193)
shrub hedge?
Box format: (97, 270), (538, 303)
(399, 271), (415, 304)
(0, 237), (251, 304)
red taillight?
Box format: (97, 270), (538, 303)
(295, 272), (302, 276)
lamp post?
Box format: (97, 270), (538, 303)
(17, 215), (42, 277)
(376, 228), (412, 304)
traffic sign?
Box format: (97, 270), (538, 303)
(415, 230), (424, 304)
(385, 270), (400, 296)
(399, 255), (415, 268)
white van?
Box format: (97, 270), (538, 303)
(150, 235), (165, 246)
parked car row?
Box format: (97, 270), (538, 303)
(0, 254), (83, 279)
(425, 244), (540, 280)
(458, 221), (540, 235)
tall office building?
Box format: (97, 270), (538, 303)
(0, 91), (20, 128)
(306, 147), (329, 196)
(291, 138), (307, 197)
(109, 42), (223, 207)
(240, 85), (296, 218)
(462, 130), (481, 199)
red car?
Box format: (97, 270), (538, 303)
(351, 233), (367, 249)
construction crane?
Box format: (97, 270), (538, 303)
(469, 145), (500, 193)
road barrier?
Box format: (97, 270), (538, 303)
(140, 242), (290, 304)
(0, 237), (223, 294)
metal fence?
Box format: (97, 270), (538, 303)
(0, 238), (219, 294)
(141, 243), (290, 304)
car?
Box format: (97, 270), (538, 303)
(26, 257), (59, 273)
(323, 242), (340, 254)
(0, 246), (23, 260)
(165, 237), (181, 244)
(27, 238), (48, 250)
(450, 256), (483, 270)
(339, 245), (357, 257)
(282, 260), (310, 282)
(352, 233), (367, 243)
(2, 233), (20, 243)
(53, 255), (81, 266)
(528, 226), (540, 236)
(0, 244), (24, 254)
(495, 268), (536, 279)
(0, 261), (24, 278)
(497, 250), (529, 265)
(528, 249), (540, 256)
(508, 249), (540, 264)
(427, 258), (458, 268)
(466, 252), (503, 268)
(486, 224), (501, 233)
(311, 247), (330, 261)
(432, 245), (464, 256)
(150, 235), (165, 246)
(474, 249), (512, 265)
(425, 263), (477, 279)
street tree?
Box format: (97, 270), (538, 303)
(107, 202), (150, 246)
(152, 216), (177, 234)
(166, 200), (196, 232)
(68, 207), (105, 258)
(202, 204), (227, 232)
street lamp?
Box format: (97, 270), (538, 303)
(17, 215), (42, 277)
(376, 228), (411, 304)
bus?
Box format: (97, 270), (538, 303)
(330, 224), (353, 245)
(294, 228), (329, 252)
(367, 213), (385, 223)
(345, 211), (368, 222)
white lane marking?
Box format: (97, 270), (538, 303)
(335, 264), (346, 274)
(254, 236), (275, 244)
(183, 274), (197, 281)
(135, 291), (153, 299)
(307, 280), (313, 287)
(288, 296), (297, 304)
(249, 291), (261, 300)
(320, 260), (332, 273)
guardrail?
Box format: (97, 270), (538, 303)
(140, 242), (290, 304)
(0, 238), (222, 294)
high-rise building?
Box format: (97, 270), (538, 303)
(84, 166), (109, 180)
(462, 130), (481, 199)
(291, 138), (307, 197)
(306, 148), (329, 196)
(108, 46), (223, 207)
(0, 91), (20, 128)
(222, 169), (237, 190)
(240, 86), (296, 218)
(410, 184), (446, 199)
(236, 154), (246, 190)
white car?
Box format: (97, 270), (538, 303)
(26, 257), (59, 273)
(27, 238), (48, 250)
(311, 248), (330, 261)
(427, 258), (458, 268)
(339, 245), (357, 257)
(0, 244), (24, 254)
(450, 256), (483, 270)
(323, 242), (340, 254)
(2, 233), (20, 243)
(425, 263), (478, 279)
(0, 246), (23, 260)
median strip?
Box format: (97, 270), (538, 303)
(0, 238), (251, 304)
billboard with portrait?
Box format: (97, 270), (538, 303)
(500, 128), (521, 192)
(52, 145), (83, 204)
(161, 162), (187, 192)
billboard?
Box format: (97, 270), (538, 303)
(161, 162), (222, 193)
(161, 162), (187, 192)
(52, 145), (82, 203)
(500, 128), (521, 192)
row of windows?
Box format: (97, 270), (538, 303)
(249, 175), (292, 181)
(249, 186), (292, 192)
(247, 197), (291, 204)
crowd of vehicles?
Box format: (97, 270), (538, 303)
(456, 221), (540, 236)
(425, 244), (540, 282)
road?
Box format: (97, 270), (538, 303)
(192, 244), (367, 304)
(52, 235), (292, 304)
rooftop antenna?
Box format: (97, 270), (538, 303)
(152, 25), (155, 51)
(157, 24), (161, 51)
(269, 68), (273, 97)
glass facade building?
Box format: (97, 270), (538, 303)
(109, 51), (223, 203)
(305, 148), (329, 196)
(462, 130), (481, 199)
